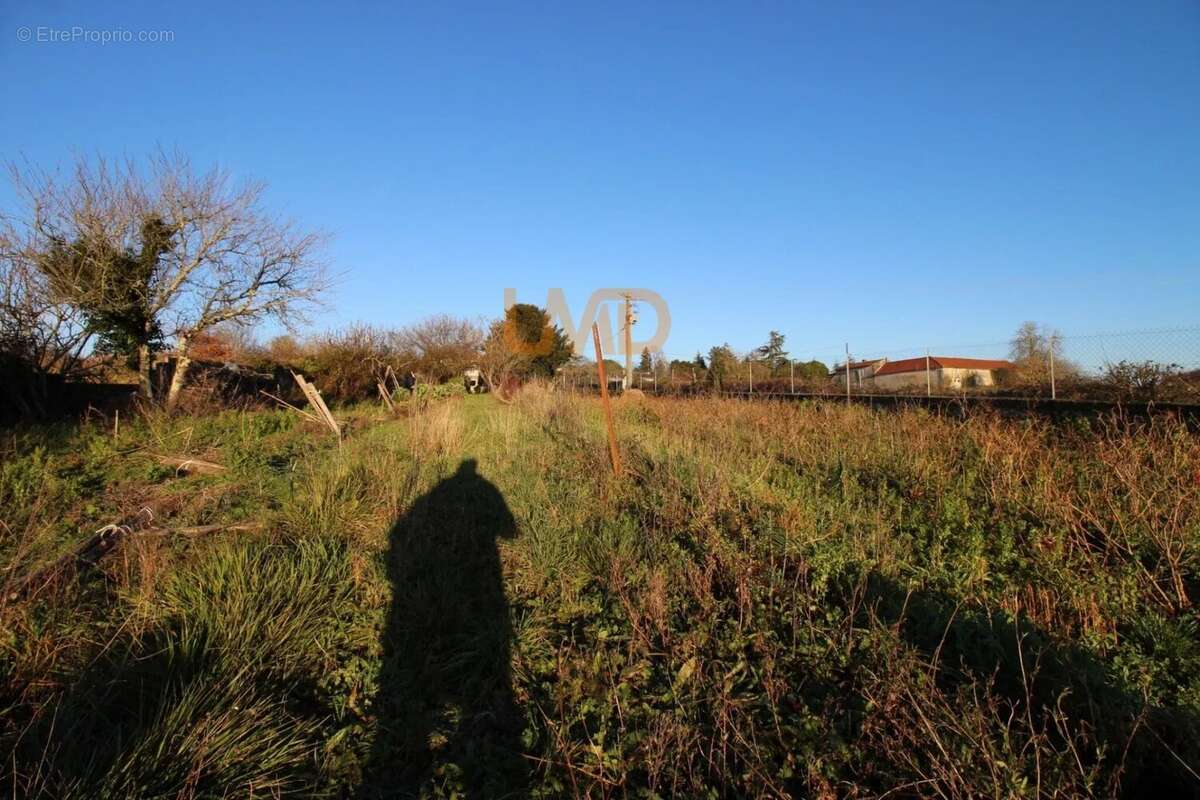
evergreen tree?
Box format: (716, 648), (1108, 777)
(502, 303), (573, 378)
(756, 330), (788, 374)
(39, 215), (175, 397)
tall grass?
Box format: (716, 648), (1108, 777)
(1, 393), (1197, 797)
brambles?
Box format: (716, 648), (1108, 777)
(1, 395), (1197, 796)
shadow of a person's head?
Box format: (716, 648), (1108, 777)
(400, 458), (516, 544)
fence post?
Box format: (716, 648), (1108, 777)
(1049, 346), (1057, 400)
(790, 359), (794, 394)
(749, 357), (754, 396)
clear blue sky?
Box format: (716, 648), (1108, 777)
(2, 1), (1197, 364)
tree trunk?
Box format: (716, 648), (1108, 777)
(138, 343), (153, 401)
(165, 337), (191, 411)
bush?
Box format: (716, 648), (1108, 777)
(301, 324), (399, 403)
(1100, 359), (1197, 403)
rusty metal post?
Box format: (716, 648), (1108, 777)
(592, 323), (622, 477)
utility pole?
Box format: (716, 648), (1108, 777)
(622, 292), (634, 391)
(845, 343), (851, 402)
(925, 348), (931, 397)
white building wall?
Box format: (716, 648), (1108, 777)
(872, 367), (998, 392)
(872, 370), (928, 391)
(940, 367), (997, 389)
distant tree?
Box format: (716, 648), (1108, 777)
(756, 330), (789, 374)
(501, 303), (571, 378)
(1009, 321), (1073, 383)
(693, 352), (707, 371)
(651, 351), (669, 382)
(506, 303), (551, 348)
(186, 322), (263, 365)
(304, 324), (398, 403)
(638, 347), (653, 372)
(399, 315), (483, 382)
(707, 343), (738, 388)
(187, 329), (238, 363)
(267, 334), (304, 366)
(795, 360), (829, 380)
(483, 304), (572, 390)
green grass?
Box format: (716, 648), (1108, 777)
(1, 391), (1198, 797)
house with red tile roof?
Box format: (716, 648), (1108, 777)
(830, 357), (887, 387)
(872, 356), (1014, 391)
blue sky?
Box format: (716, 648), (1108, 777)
(2, 1), (1197, 364)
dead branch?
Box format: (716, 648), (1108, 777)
(259, 389), (321, 423)
(154, 454), (226, 476)
(5, 518), (256, 601)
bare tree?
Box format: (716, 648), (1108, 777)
(478, 318), (524, 403)
(0, 240), (93, 416)
(6, 152), (331, 408)
(397, 315), (483, 383)
(1009, 321), (1074, 384)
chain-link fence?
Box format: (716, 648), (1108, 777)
(562, 325), (1200, 404)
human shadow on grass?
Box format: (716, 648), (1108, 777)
(362, 458), (528, 799)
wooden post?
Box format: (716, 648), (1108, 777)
(925, 349), (931, 397)
(292, 371), (342, 442)
(378, 381), (396, 413)
(592, 323), (622, 477)
(790, 360), (794, 394)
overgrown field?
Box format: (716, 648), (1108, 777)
(2, 391), (1198, 798)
